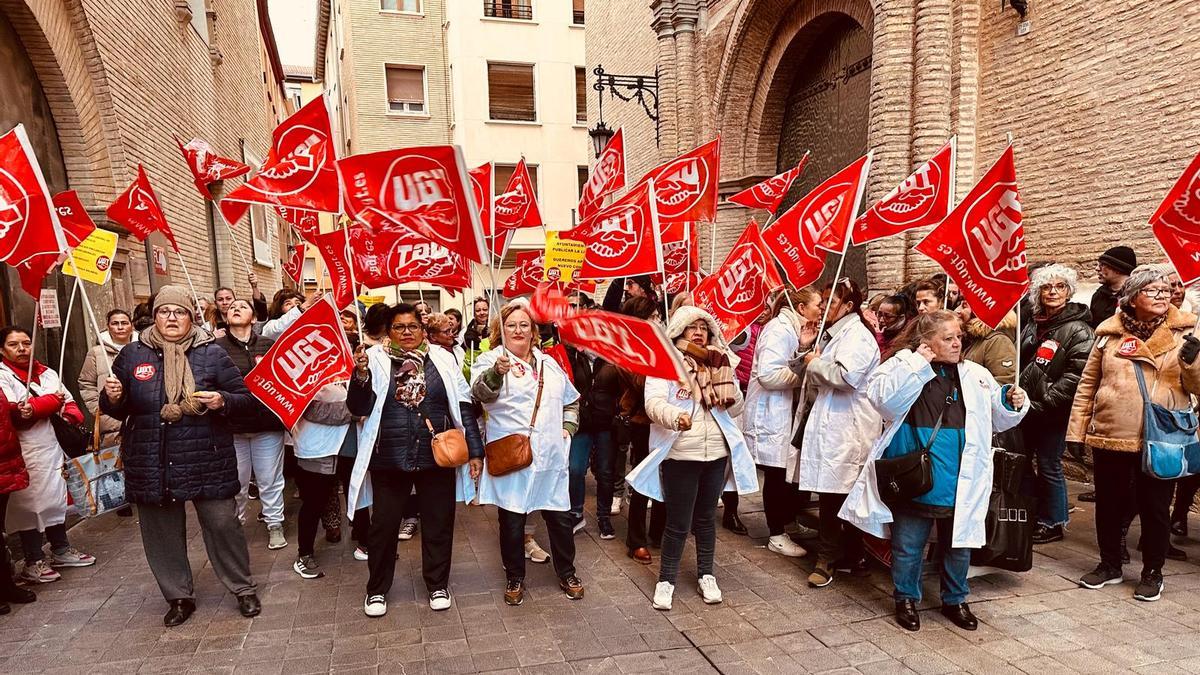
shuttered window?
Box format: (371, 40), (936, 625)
(381, 0), (422, 12)
(494, 164), (539, 197)
(572, 0), (585, 24)
(575, 67), (587, 123)
(386, 65), (425, 113)
(488, 63), (536, 122)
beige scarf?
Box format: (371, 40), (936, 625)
(675, 339), (738, 409)
(142, 325), (210, 422)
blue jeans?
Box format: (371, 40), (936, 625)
(1030, 427), (1069, 527)
(234, 432), (286, 526)
(659, 457), (728, 584)
(891, 512), (970, 605)
(569, 430), (614, 520)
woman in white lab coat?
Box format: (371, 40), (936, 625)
(627, 305), (758, 611)
(742, 288), (820, 558)
(471, 301), (583, 607)
(791, 278), (882, 589)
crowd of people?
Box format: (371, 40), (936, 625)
(0, 242), (1195, 634)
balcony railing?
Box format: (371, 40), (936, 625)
(483, 2), (533, 20)
(573, 9), (585, 24)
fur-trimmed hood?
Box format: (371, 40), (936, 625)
(1094, 304), (1196, 358)
(666, 305), (740, 370)
(965, 311), (1017, 341)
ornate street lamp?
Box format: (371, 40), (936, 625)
(588, 63), (659, 154)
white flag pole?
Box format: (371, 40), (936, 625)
(814, 150), (874, 341)
(648, 180), (670, 322)
(172, 248), (206, 321)
(25, 304), (39, 394)
(216, 202), (254, 278)
(57, 276), (80, 376)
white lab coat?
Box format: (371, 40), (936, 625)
(292, 383), (350, 460)
(0, 363), (71, 532)
(838, 350), (1029, 548)
(471, 346), (580, 514)
(742, 309), (804, 469)
(792, 316), (882, 493)
(348, 345), (477, 511)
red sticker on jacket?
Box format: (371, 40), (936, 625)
(1035, 340), (1059, 366)
(1118, 337), (1140, 357)
(675, 387), (692, 400)
(134, 363), (156, 381)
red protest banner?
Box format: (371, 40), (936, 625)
(631, 138), (720, 226)
(578, 129), (626, 222)
(243, 295), (355, 429)
(107, 165), (179, 251)
(570, 180), (663, 280)
(174, 136), (250, 200)
(0, 125), (69, 296)
(726, 153), (809, 214)
(277, 206), (322, 243)
(283, 242), (305, 285)
(853, 139), (955, 245)
(1150, 150), (1200, 285)
(557, 310), (685, 382)
(914, 145), (1027, 328)
(493, 158), (542, 231)
(694, 220), (785, 340)
(348, 224), (471, 291)
(51, 191), (97, 247)
(312, 230), (357, 309)
(767, 151), (872, 258)
(502, 250), (545, 297)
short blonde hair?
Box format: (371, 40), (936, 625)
(488, 302), (540, 346)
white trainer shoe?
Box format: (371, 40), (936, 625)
(429, 589), (452, 611)
(364, 594), (387, 617)
(698, 575), (723, 604)
(768, 534), (807, 558)
(652, 581), (675, 611)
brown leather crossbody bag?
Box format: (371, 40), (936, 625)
(484, 361), (544, 477)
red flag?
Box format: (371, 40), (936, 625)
(632, 138), (720, 225)
(51, 191), (97, 247)
(502, 250), (545, 297)
(542, 342), (574, 384)
(578, 129), (626, 222)
(312, 230), (357, 310)
(337, 145), (488, 264)
(220, 95), (341, 220)
(767, 151), (872, 259)
(664, 271), (704, 295)
(243, 296), (355, 429)
(726, 153), (809, 213)
(348, 224), (471, 291)
(853, 139), (955, 245)
(277, 206), (322, 243)
(570, 180), (663, 280)
(469, 162), (512, 260)
(283, 242), (305, 285)
(0, 125), (69, 296)
(694, 220), (785, 341)
(557, 310), (685, 382)
(107, 165), (179, 251)
(174, 136), (250, 200)
(493, 159), (542, 231)
(1151, 150), (1200, 285)
(659, 221), (699, 275)
(914, 145), (1027, 329)
(529, 282), (573, 322)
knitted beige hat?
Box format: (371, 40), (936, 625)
(153, 285), (194, 318)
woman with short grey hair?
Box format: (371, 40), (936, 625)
(1019, 263), (1093, 544)
(1069, 264), (1200, 602)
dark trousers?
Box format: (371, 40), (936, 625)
(817, 492), (862, 563)
(569, 429), (615, 519)
(366, 467), (457, 595)
(1172, 474), (1200, 525)
(0, 493), (19, 593)
(659, 457), (728, 584)
(295, 466), (338, 557)
(1094, 448), (1174, 572)
(336, 457), (370, 545)
(721, 491), (739, 513)
(625, 424), (665, 549)
(761, 466), (800, 536)
(499, 508), (576, 582)
(18, 523), (69, 564)
(137, 499), (256, 601)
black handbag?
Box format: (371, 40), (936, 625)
(52, 413), (90, 459)
(971, 448), (1034, 572)
(874, 387), (954, 502)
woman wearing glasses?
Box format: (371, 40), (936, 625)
(1017, 265), (1093, 544)
(471, 300), (584, 607)
(1070, 264), (1200, 602)
(101, 286), (259, 626)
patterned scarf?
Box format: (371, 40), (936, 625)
(675, 339), (737, 409)
(387, 341), (427, 409)
(1120, 310), (1167, 342)
(141, 325), (210, 422)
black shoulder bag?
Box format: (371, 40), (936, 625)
(874, 385), (956, 503)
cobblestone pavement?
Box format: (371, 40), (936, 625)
(5, 480), (1200, 674)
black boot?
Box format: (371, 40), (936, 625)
(238, 593), (262, 618)
(940, 603), (978, 631)
(722, 512), (748, 536)
(0, 537), (33, 604)
(163, 599), (195, 627)
(894, 599), (920, 631)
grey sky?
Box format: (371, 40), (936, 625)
(269, 0), (318, 70)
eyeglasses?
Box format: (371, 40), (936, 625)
(390, 323), (423, 333)
(1140, 288), (1172, 299)
(504, 322), (532, 332)
(1042, 283), (1070, 293)
(156, 308), (189, 319)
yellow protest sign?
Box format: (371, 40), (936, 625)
(542, 231), (585, 284)
(357, 295), (387, 307)
(62, 228), (119, 285)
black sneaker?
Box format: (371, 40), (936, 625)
(1032, 524), (1064, 544)
(1079, 563), (1123, 589)
(1167, 545), (1188, 562)
(598, 519), (615, 540)
(293, 555), (324, 579)
(1134, 569), (1163, 602)
(247, 481), (259, 500)
(1078, 491), (1096, 503)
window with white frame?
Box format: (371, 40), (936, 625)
(243, 148), (274, 267)
(302, 258), (317, 284)
(187, 0), (209, 42)
(381, 0), (422, 13)
(386, 65), (426, 114)
(488, 63), (536, 122)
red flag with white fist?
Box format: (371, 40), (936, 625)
(0, 125), (70, 296)
(174, 136), (250, 200)
(283, 242), (305, 285)
(493, 159), (542, 231)
(277, 206), (322, 243)
(767, 151), (872, 258)
(348, 224), (471, 292)
(502, 250), (545, 297)
(311, 230), (358, 310)
(220, 95), (341, 223)
(694, 220), (785, 341)
(632, 138), (720, 226)
(853, 139), (956, 245)
(557, 310), (686, 382)
(569, 180), (663, 280)
(336, 145), (488, 264)
(915, 145), (1027, 329)
(578, 128), (626, 222)
(726, 152), (809, 214)
(1151, 150), (1200, 285)
(243, 295), (355, 429)
(107, 165), (180, 252)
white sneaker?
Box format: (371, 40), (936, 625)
(267, 525), (287, 550)
(429, 589), (452, 611)
(572, 516), (587, 535)
(524, 536), (550, 564)
(49, 547), (97, 568)
(768, 534), (807, 558)
(398, 519), (418, 541)
(19, 559), (60, 584)
(610, 498), (622, 516)
(698, 575), (722, 604)
(652, 581), (674, 611)
(364, 594), (387, 617)
(353, 546), (369, 561)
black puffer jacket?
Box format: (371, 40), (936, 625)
(568, 348), (619, 433)
(101, 337), (253, 504)
(1019, 302), (1094, 423)
(215, 330), (285, 434)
